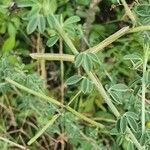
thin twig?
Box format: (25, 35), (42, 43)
(28, 114), (60, 145)
(120, 0), (136, 25)
(0, 136), (28, 150)
(51, 15), (143, 149)
(86, 26), (129, 53)
(59, 38), (64, 104)
(30, 53), (75, 62)
(5, 78), (104, 129)
(141, 44), (149, 136)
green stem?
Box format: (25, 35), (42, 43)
(51, 15), (79, 55)
(5, 78), (104, 129)
(30, 53), (74, 62)
(59, 38), (64, 104)
(30, 25), (150, 63)
(67, 90), (81, 106)
(127, 128), (144, 150)
(129, 26), (150, 33)
(0, 136), (28, 150)
(51, 15), (143, 149)
(120, 0), (136, 25)
(141, 44), (149, 135)
(28, 114), (60, 145)
(87, 72), (120, 117)
(87, 26), (129, 54)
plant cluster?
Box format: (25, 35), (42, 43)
(0, 0), (150, 150)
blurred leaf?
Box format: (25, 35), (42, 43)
(124, 54), (142, 60)
(88, 53), (100, 63)
(81, 78), (93, 93)
(120, 116), (127, 133)
(7, 22), (16, 36)
(75, 53), (84, 68)
(27, 16), (38, 34)
(2, 36), (15, 52)
(46, 35), (59, 47)
(76, 0), (90, 6)
(16, 0), (34, 7)
(127, 142), (135, 150)
(140, 133), (147, 146)
(27, 5), (40, 19)
(109, 90), (122, 104)
(11, 17), (20, 29)
(37, 15), (46, 33)
(0, 23), (6, 34)
(126, 116), (138, 132)
(116, 116), (127, 133)
(66, 75), (82, 85)
(110, 84), (129, 92)
(64, 16), (80, 25)
(43, 0), (57, 15)
(83, 54), (93, 72)
(125, 112), (138, 120)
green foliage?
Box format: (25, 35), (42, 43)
(81, 78), (93, 93)
(0, 0), (150, 149)
(2, 36), (15, 52)
(66, 75), (82, 85)
(75, 52), (99, 71)
(66, 75), (93, 94)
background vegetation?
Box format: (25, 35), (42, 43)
(0, 0), (150, 149)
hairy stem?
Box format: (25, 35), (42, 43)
(28, 114), (60, 145)
(51, 15), (143, 149)
(87, 26), (129, 53)
(120, 0), (136, 25)
(5, 78), (104, 129)
(30, 53), (75, 62)
(129, 25), (150, 33)
(141, 44), (149, 135)
(59, 38), (64, 104)
(0, 136), (28, 150)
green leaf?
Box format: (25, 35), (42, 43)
(116, 118), (121, 132)
(75, 53), (84, 68)
(88, 53), (99, 63)
(47, 29), (57, 36)
(0, 23), (6, 34)
(109, 91), (122, 104)
(75, 52), (98, 72)
(2, 36), (15, 53)
(27, 6), (41, 19)
(125, 112), (138, 120)
(47, 15), (55, 28)
(110, 84), (129, 92)
(140, 134), (147, 146)
(16, 0), (34, 7)
(11, 17), (20, 29)
(7, 22), (16, 36)
(120, 116), (127, 133)
(83, 54), (93, 72)
(145, 70), (150, 83)
(64, 16), (80, 25)
(27, 16), (38, 34)
(124, 54), (142, 60)
(76, 0), (90, 6)
(81, 78), (93, 93)
(37, 15), (46, 33)
(127, 142), (134, 150)
(43, 0), (57, 15)
(46, 36), (59, 47)
(66, 75), (82, 85)
(126, 116), (138, 132)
